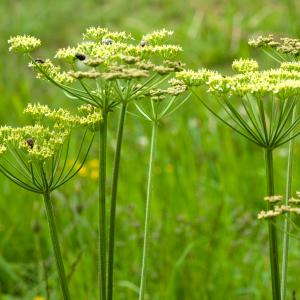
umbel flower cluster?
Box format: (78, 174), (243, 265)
(176, 59), (300, 148)
(258, 195), (300, 219)
(8, 27), (190, 300)
(177, 59), (300, 97)
(249, 34), (300, 56)
(0, 104), (101, 193)
(7, 27), (300, 300)
(8, 28), (186, 109)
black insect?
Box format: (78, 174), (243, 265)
(35, 58), (45, 64)
(75, 53), (86, 61)
(26, 138), (34, 149)
(140, 40), (147, 47)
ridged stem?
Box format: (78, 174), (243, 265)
(265, 148), (281, 300)
(43, 191), (70, 300)
(107, 102), (127, 300)
(138, 121), (158, 300)
(281, 107), (296, 300)
(99, 112), (108, 300)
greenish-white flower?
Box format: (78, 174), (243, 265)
(8, 35), (41, 53)
(232, 58), (259, 73)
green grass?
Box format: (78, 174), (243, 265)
(1, 0), (300, 299)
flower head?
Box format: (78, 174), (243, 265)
(24, 103), (102, 131)
(8, 35), (41, 53)
(249, 34), (300, 57)
(142, 29), (174, 45)
(0, 124), (68, 162)
(232, 58), (259, 73)
(10, 28), (185, 110)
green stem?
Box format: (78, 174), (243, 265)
(43, 191), (70, 300)
(265, 148), (281, 300)
(281, 107), (296, 300)
(139, 121), (158, 300)
(99, 112), (108, 300)
(107, 102), (127, 300)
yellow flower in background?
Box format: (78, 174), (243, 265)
(79, 166), (88, 177)
(75, 159), (99, 181)
(87, 159), (99, 169)
(90, 169), (99, 181)
(165, 163), (174, 174)
(33, 296), (45, 300)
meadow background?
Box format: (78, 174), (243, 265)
(1, 0), (300, 299)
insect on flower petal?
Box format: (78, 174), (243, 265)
(75, 53), (86, 61)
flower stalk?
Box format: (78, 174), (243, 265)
(265, 148), (281, 300)
(99, 109), (108, 300)
(43, 191), (70, 300)
(8, 28), (187, 300)
(107, 102), (128, 300)
(139, 121), (158, 300)
(281, 107), (297, 300)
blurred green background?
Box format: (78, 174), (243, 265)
(1, 0), (300, 299)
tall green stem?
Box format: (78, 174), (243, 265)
(281, 107), (296, 300)
(139, 121), (158, 300)
(43, 191), (70, 300)
(99, 112), (108, 300)
(107, 102), (127, 300)
(265, 148), (281, 300)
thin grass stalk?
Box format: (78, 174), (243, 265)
(99, 112), (108, 300)
(281, 107), (297, 300)
(139, 121), (158, 300)
(107, 102), (127, 300)
(43, 191), (70, 300)
(265, 148), (281, 300)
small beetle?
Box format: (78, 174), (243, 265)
(75, 53), (86, 61)
(140, 40), (147, 47)
(102, 38), (113, 45)
(26, 138), (34, 149)
(35, 58), (45, 64)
